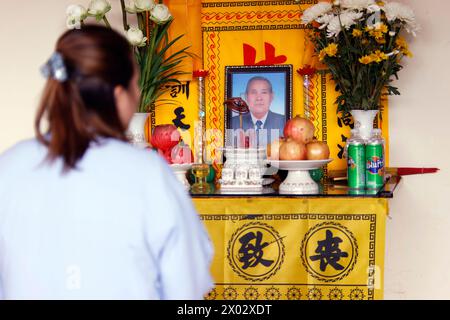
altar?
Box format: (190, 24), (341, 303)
(152, 0), (402, 300)
(192, 175), (400, 300)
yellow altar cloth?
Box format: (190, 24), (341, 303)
(193, 197), (387, 300)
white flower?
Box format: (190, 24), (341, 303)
(150, 4), (172, 24)
(134, 0), (155, 12)
(301, 2), (333, 24)
(316, 13), (335, 29)
(66, 4), (87, 20)
(383, 2), (415, 22)
(67, 16), (82, 29)
(383, 2), (419, 35)
(327, 10), (362, 37)
(87, 0), (111, 17)
(66, 4), (87, 29)
(341, 0), (375, 10)
(367, 4), (381, 13)
(125, 0), (137, 13)
(126, 27), (147, 47)
(327, 16), (342, 37)
(341, 10), (363, 28)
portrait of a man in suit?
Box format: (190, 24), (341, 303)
(231, 76), (285, 145)
(225, 65), (292, 148)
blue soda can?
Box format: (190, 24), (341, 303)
(365, 129), (385, 189)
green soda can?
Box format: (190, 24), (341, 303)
(346, 129), (366, 189)
(365, 129), (385, 189)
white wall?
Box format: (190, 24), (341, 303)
(384, 0), (450, 299)
(0, 0), (449, 299)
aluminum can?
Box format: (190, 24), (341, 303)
(365, 129), (385, 189)
(346, 129), (366, 189)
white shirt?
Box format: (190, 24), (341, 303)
(0, 138), (213, 300)
(250, 112), (268, 130)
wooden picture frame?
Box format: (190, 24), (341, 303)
(224, 65), (293, 147)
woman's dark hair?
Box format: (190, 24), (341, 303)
(35, 25), (134, 171)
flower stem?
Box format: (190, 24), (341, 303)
(119, 0), (129, 31)
(146, 11), (150, 45)
(102, 16), (111, 28)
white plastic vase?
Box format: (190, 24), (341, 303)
(126, 112), (150, 148)
(350, 110), (378, 141)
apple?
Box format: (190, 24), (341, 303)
(279, 139), (307, 160)
(306, 140), (330, 160)
(283, 116), (315, 144)
(151, 124), (181, 151)
(266, 138), (286, 160)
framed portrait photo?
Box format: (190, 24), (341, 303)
(224, 65), (293, 148)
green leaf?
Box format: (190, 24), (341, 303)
(135, 19), (190, 113)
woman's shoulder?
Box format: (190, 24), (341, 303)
(0, 138), (45, 164)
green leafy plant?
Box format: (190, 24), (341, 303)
(66, 0), (189, 112)
(300, 0), (418, 112)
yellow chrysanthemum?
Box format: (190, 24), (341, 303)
(396, 37), (413, 57)
(396, 37), (408, 50)
(370, 30), (384, 39)
(370, 50), (388, 63)
(352, 29), (363, 38)
(359, 55), (374, 65)
(376, 37), (386, 44)
(369, 54), (381, 63)
(376, 50), (388, 61)
(376, 1), (385, 7)
(379, 24), (388, 34)
(402, 49), (413, 58)
(324, 43), (338, 57)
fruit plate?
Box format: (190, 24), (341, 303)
(267, 159), (333, 194)
(268, 159), (333, 171)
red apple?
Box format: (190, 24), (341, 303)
(283, 116), (315, 144)
(151, 124), (181, 151)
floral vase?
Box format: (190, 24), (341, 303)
(126, 112), (150, 148)
(350, 110), (378, 141)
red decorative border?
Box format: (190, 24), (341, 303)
(202, 0), (317, 8)
(206, 32), (220, 131)
(203, 11), (301, 24)
(205, 31), (222, 171)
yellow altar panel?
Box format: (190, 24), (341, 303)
(194, 197), (387, 300)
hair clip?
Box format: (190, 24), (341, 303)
(40, 52), (68, 82)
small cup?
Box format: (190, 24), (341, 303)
(248, 167), (261, 181)
(235, 167), (248, 181)
(221, 168), (234, 181)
